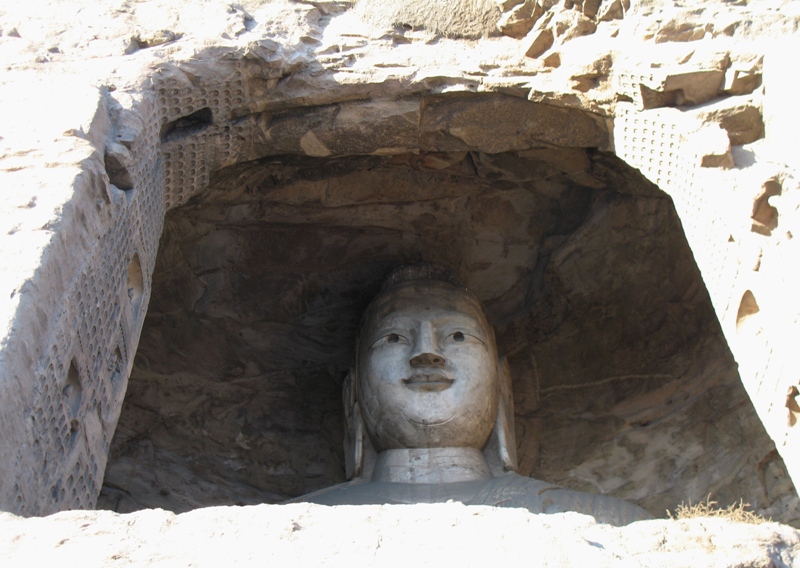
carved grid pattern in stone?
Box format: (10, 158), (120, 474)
(156, 77), (245, 210)
(614, 103), (734, 321)
(12, 93), (165, 514)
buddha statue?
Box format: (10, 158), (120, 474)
(292, 265), (652, 526)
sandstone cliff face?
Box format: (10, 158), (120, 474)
(0, 0), (799, 539)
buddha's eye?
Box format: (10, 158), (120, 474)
(371, 333), (408, 348)
(443, 330), (483, 345)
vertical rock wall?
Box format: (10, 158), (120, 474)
(0, 78), (164, 514)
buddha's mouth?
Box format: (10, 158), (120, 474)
(403, 374), (454, 392)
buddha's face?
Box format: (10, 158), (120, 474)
(357, 282), (499, 451)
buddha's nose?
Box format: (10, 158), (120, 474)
(409, 323), (445, 367)
(410, 352), (446, 367)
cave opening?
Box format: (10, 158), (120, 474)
(97, 145), (785, 519)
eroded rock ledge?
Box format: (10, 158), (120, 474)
(1, 504), (799, 567)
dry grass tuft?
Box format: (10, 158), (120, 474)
(667, 496), (770, 525)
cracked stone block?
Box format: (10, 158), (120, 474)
(690, 98), (764, 146)
(524, 27), (554, 59)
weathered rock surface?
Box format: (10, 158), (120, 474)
(497, 0), (543, 39)
(2, 505), (799, 567)
(354, 0), (503, 39)
(420, 94), (608, 152)
(689, 97), (765, 147)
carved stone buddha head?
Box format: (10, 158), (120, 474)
(344, 265), (517, 480)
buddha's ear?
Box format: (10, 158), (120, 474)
(343, 368), (364, 479)
(343, 367), (363, 479)
(343, 367), (376, 480)
(496, 356), (518, 471)
(484, 356), (518, 475)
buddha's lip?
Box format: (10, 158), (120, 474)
(403, 374), (454, 392)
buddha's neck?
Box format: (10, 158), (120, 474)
(371, 447), (493, 484)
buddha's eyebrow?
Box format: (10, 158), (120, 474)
(432, 313), (486, 329)
(396, 316), (488, 338)
(374, 314), (416, 333)
(369, 318), (414, 334)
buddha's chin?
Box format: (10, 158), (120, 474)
(406, 415), (456, 427)
(401, 405), (458, 430)
(365, 397), (495, 449)
(394, 418), (488, 449)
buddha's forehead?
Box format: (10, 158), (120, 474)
(363, 283), (491, 332)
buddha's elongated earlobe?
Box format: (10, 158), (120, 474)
(343, 368), (364, 479)
(496, 356), (518, 471)
(343, 367), (377, 480)
(484, 356), (518, 474)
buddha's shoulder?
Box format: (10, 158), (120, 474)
(466, 472), (558, 506)
(472, 473), (653, 526)
(287, 478), (458, 505)
(285, 479), (379, 506)
(287, 474), (653, 526)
